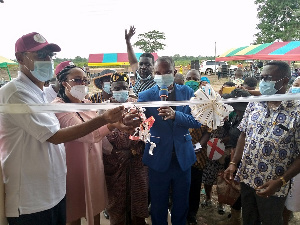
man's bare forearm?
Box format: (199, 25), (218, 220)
(126, 40), (138, 71)
(199, 132), (211, 147)
(231, 132), (246, 163)
(282, 155), (300, 183)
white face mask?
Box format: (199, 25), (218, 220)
(67, 83), (88, 100)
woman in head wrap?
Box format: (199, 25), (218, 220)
(200, 76), (212, 95)
(103, 72), (149, 225)
(52, 61), (127, 225)
(200, 76), (211, 87)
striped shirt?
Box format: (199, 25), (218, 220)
(133, 73), (156, 95)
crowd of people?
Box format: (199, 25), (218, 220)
(0, 27), (299, 225)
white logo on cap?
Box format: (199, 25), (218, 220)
(33, 34), (46, 43)
(69, 62), (75, 66)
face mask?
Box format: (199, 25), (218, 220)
(259, 80), (277, 95)
(291, 87), (300, 94)
(154, 74), (174, 88)
(103, 82), (112, 94)
(201, 84), (211, 95)
(185, 80), (200, 92)
(67, 84), (88, 100)
(112, 90), (129, 103)
(25, 57), (54, 82)
(137, 72), (152, 81)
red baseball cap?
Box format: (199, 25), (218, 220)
(15, 32), (61, 53)
(55, 61), (75, 76)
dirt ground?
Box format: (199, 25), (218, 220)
(1, 68), (299, 225)
(195, 186), (300, 225)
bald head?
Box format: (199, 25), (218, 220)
(174, 73), (185, 85)
(186, 69), (200, 81)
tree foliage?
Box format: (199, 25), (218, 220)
(133, 30), (166, 53)
(53, 56), (88, 68)
(172, 54), (215, 66)
(254, 0), (300, 43)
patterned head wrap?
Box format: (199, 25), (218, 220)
(110, 72), (130, 83)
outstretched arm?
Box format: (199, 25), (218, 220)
(125, 26), (138, 72)
(47, 106), (124, 144)
(223, 132), (245, 182)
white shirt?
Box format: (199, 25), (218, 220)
(0, 71), (66, 217)
(285, 173), (300, 211)
(44, 84), (58, 103)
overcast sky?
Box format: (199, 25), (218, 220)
(0, 0), (259, 60)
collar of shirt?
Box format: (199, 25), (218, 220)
(136, 72), (154, 82)
(18, 71), (47, 102)
(133, 77), (156, 94)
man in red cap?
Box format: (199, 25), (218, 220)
(0, 32), (127, 225)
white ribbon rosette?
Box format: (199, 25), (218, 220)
(190, 84), (233, 130)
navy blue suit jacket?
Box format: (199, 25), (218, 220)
(138, 84), (201, 172)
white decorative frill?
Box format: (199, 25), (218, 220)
(190, 84), (233, 130)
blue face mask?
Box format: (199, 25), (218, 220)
(112, 90), (129, 103)
(103, 82), (112, 94)
(27, 60), (54, 82)
(259, 80), (277, 95)
(291, 87), (300, 93)
(154, 74), (174, 88)
(185, 80), (200, 92)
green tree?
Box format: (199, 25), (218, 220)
(254, 0), (300, 43)
(171, 55), (216, 67)
(133, 30), (166, 53)
(53, 56), (88, 68)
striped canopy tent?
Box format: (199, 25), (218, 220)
(88, 53), (159, 67)
(216, 41), (300, 62)
(0, 56), (17, 80)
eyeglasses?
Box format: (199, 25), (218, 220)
(68, 78), (91, 85)
(36, 50), (56, 59)
(260, 75), (273, 81)
(24, 51), (56, 60)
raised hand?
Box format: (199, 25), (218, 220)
(125, 26), (136, 41)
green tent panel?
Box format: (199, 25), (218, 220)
(0, 56), (18, 80)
